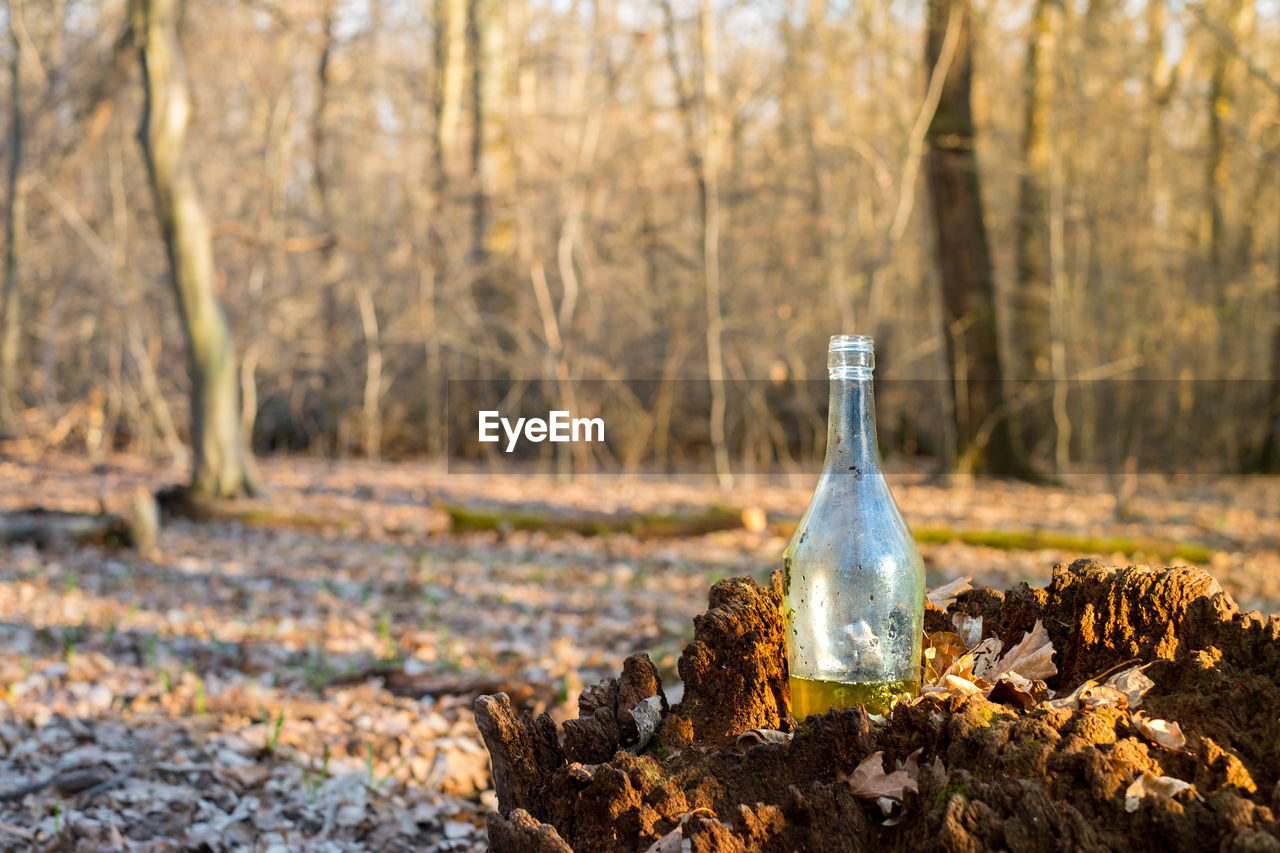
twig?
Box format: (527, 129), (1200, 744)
(0, 767), (110, 802)
(1089, 658), (1143, 685)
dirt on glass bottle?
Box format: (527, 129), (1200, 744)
(784, 335), (925, 719)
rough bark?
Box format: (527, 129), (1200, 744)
(1204, 0), (1246, 281)
(0, 6), (24, 429)
(1011, 0), (1057, 460)
(311, 0), (344, 449)
(1256, 302), (1280, 472)
(923, 0), (1031, 478)
(132, 0), (258, 497)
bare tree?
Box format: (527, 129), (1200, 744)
(2, 0), (1277, 477)
(1011, 0), (1056, 433)
(924, 0), (1031, 477)
(0, 0), (30, 430)
(131, 0), (258, 497)
(466, 0), (487, 261)
(661, 0), (732, 489)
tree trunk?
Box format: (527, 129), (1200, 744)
(699, 0), (732, 490)
(466, 0), (487, 261)
(1203, 0), (1245, 281)
(1257, 222), (1280, 473)
(434, 0), (467, 172)
(923, 0), (1029, 477)
(1, 6), (24, 430)
(132, 0), (258, 497)
(1011, 0), (1055, 446)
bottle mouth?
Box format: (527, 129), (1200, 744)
(828, 335), (874, 378)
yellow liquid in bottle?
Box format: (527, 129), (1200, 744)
(788, 675), (919, 719)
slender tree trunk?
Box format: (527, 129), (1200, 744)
(660, 0), (731, 486)
(1, 7), (24, 429)
(699, 0), (731, 489)
(923, 0), (1029, 477)
(1257, 215), (1280, 473)
(311, 0), (346, 454)
(423, 0), (463, 458)
(132, 0), (258, 497)
(466, 0), (487, 261)
(356, 284), (382, 459)
(434, 0), (467, 171)
(1012, 0), (1055, 446)
(1203, 0), (1245, 280)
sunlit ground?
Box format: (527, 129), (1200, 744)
(0, 452), (1276, 848)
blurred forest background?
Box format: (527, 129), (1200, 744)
(1, 0), (1279, 491)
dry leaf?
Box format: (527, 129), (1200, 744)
(643, 809), (718, 853)
(627, 696), (665, 753)
(1107, 666), (1155, 709)
(1124, 772), (1193, 812)
(921, 674), (984, 699)
(952, 613), (983, 649)
(940, 637), (1001, 683)
(734, 729), (792, 753)
(839, 751), (919, 801)
(992, 620), (1058, 681)
(1048, 679), (1097, 710)
(926, 577), (972, 609)
(967, 638), (1004, 681)
(643, 824), (687, 853)
(1133, 712), (1186, 751)
(924, 631), (968, 684)
(987, 673), (1038, 710)
(1078, 684), (1129, 710)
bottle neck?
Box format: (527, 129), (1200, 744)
(824, 375), (880, 475)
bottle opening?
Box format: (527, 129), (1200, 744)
(828, 334), (875, 379)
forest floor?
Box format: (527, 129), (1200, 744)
(0, 451), (1277, 850)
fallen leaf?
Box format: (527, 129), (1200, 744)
(1048, 679), (1097, 710)
(939, 637), (1001, 683)
(1107, 666), (1155, 709)
(952, 613), (983, 649)
(643, 809), (718, 853)
(992, 620), (1057, 681)
(734, 729), (792, 753)
(966, 638), (1004, 681)
(839, 751), (919, 801)
(1133, 712), (1186, 751)
(923, 632), (968, 684)
(926, 577), (972, 609)
(987, 673), (1038, 709)
(1078, 684), (1129, 710)
(626, 696), (665, 753)
(921, 673), (986, 702)
(219, 762), (272, 789)
(1124, 772), (1193, 812)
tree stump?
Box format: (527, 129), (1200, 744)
(476, 559), (1280, 851)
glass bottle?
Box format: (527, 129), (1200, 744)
(783, 335), (925, 718)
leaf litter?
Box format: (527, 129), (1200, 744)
(1, 456), (1278, 848)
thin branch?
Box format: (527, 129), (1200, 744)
(1188, 2), (1280, 100)
(889, 4), (961, 242)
